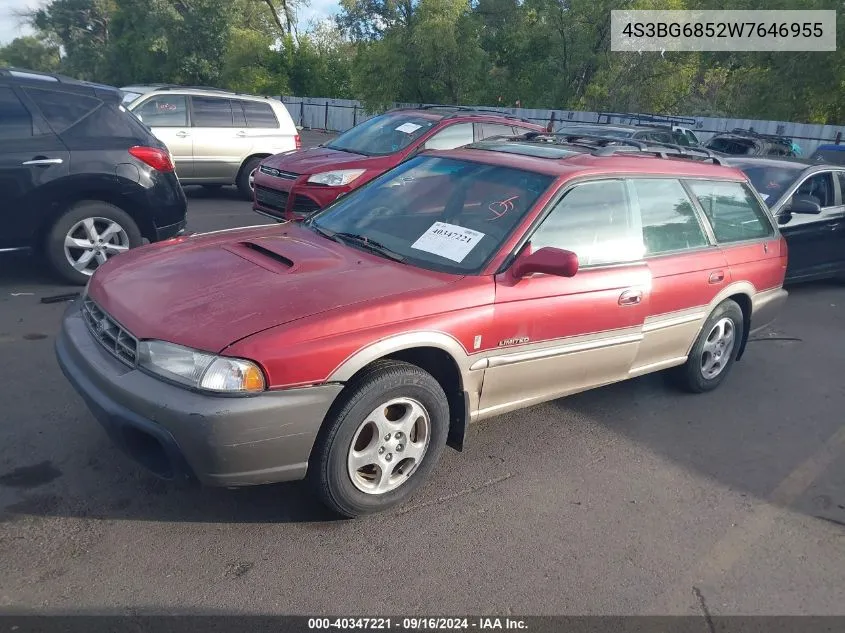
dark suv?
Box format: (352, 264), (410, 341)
(554, 123), (697, 147)
(0, 68), (187, 284)
(705, 129), (796, 157)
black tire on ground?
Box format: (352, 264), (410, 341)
(45, 200), (143, 285)
(309, 359), (450, 518)
(237, 157), (263, 200)
(671, 299), (745, 394)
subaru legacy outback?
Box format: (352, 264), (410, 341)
(56, 134), (788, 517)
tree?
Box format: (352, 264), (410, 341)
(0, 36), (61, 72)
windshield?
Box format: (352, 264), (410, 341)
(740, 165), (802, 207)
(308, 156), (555, 274)
(810, 149), (845, 165)
(707, 137), (757, 155)
(325, 113), (438, 156)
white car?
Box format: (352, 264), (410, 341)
(122, 85), (300, 198)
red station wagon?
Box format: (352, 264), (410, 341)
(56, 135), (788, 517)
(251, 106), (545, 221)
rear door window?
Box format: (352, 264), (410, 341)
(629, 178), (709, 255)
(24, 87), (100, 134)
(0, 87), (36, 139)
(132, 95), (188, 127)
(241, 100), (279, 128)
(686, 180), (774, 243)
(191, 96), (234, 127)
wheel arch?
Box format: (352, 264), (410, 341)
(327, 333), (475, 452)
(237, 153), (271, 182)
(688, 282), (755, 362)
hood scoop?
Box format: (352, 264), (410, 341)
(223, 241), (294, 272)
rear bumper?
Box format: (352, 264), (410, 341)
(750, 287), (788, 334)
(155, 218), (187, 241)
(55, 299), (343, 487)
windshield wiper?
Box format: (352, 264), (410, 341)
(333, 232), (406, 262)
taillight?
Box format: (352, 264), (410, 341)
(128, 146), (175, 172)
(295, 134), (302, 150)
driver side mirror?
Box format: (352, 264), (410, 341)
(789, 194), (822, 215)
(511, 247), (579, 279)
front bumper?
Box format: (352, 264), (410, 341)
(55, 299), (343, 487)
(252, 172), (348, 221)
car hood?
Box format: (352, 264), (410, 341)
(262, 146), (387, 175)
(87, 224), (460, 353)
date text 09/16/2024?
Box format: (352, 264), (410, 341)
(307, 617), (529, 630)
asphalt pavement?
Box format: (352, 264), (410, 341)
(1, 130), (845, 616)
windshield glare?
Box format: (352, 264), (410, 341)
(325, 113), (437, 156)
(309, 156), (555, 274)
(740, 165), (801, 207)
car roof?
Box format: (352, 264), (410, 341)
(0, 66), (122, 100)
(430, 139), (747, 181)
(134, 85), (282, 102)
(723, 156), (817, 169)
(557, 123), (677, 133)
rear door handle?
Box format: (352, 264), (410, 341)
(709, 270), (725, 284)
(619, 289), (642, 306)
(22, 158), (63, 166)
(175, 131), (190, 138)
(236, 130), (248, 137)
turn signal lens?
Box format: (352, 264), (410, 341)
(200, 357), (266, 393)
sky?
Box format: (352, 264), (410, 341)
(0, 0), (340, 47)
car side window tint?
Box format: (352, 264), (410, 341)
(192, 96), (233, 127)
(423, 123), (474, 150)
(530, 180), (644, 266)
(241, 101), (279, 128)
(132, 95), (188, 127)
(837, 172), (845, 202)
(687, 180), (774, 243)
(795, 172), (835, 208)
(0, 87), (35, 139)
(232, 100), (247, 127)
(629, 179), (709, 255)
(24, 87), (100, 134)
(478, 123), (518, 141)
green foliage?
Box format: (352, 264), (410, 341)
(6, 0), (845, 124)
(0, 36), (61, 72)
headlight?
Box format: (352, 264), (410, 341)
(137, 340), (265, 394)
(307, 169), (366, 186)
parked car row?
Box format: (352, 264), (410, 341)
(1, 67), (840, 518)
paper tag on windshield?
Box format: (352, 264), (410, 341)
(396, 122), (423, 134)
(411, 222), (485, 262)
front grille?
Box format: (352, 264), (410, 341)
(259, 165), (298, 180)
(82, 298), (138, 366)
(291, 194), (321, 218)
(255, 186), (289, 216)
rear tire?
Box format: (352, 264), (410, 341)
(237, 157), (263, 200)
(46, 201), (142, 285)
(309, 360), (449, 518)
(671, 299), (744, 393)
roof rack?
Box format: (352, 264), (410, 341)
(597, 111), (698, 127)
(488, 132), (723, 164)
(389, 104), (536, 125)
(151, 85), (235, 93)
(720, 128), (793, 145)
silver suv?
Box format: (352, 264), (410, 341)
(122, 86), (300, 198)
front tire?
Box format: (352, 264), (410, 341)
(46, 201), (142, 285)
(672, 299), (744, 393)
(237, 157), (263, 200)
(309, 360), (450, 518)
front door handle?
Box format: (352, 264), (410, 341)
(175, 131), (190, 138)
(236, 130), (248, 137)
(22, 157), (63, 166)
(619, 289), (642, 306)
(709, 270), (725, 284)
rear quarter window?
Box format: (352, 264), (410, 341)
(24, 87), (100, 134)
(686, 180), (774, 243)
(242, 101), (279, 128)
